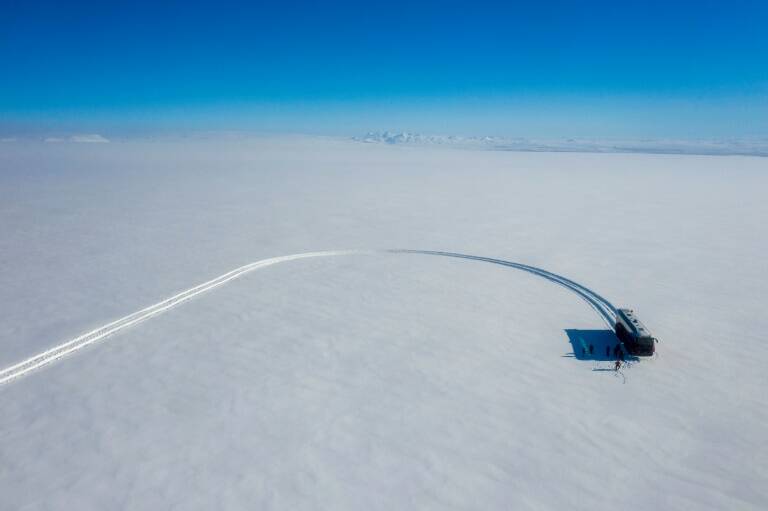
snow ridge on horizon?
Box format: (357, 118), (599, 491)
(355, 131), (768, 157)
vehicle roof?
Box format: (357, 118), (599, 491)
(617, 308), (652, 338)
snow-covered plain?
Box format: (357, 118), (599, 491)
(0, 137), (766, 509)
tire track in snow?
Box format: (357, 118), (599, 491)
(390, 250), (617, 326)
(0, 249), (616, 386)
(0, 250), (367, 386)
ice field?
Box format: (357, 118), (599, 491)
(0, 137), (766, 509)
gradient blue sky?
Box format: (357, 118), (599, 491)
(2, 0), (767, 137)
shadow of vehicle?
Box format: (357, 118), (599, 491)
(564, 329), (627, 361)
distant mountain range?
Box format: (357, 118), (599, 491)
(354, 131), (768, 157)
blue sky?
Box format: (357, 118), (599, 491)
(2, 0), (767, 137)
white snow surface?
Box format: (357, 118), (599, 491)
(0, 136), (767, 510)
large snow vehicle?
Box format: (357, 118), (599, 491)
(615, 309), (656, 356)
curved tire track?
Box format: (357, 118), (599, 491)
(0, 249), (616, 386)
(391, 250), (617, 326)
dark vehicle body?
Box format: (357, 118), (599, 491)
(615, 308), (655, 356)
